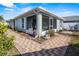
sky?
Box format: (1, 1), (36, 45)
(0, 3), (79, 20)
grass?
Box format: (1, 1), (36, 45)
(72, 31), (79, 36)
(6, 46), (21, 56)
(65, 32), (79, 56)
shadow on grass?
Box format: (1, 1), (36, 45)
(15, 46), (68, 56)
(65, 35), (79, 56)
(65, 43), (79, 56)
(14, 43), (79, 56)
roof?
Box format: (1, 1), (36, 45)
(63, 16), (79, 22)
(9, 7), (63, 21)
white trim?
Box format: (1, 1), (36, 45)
(13, 7), (63, 20)
(25, 14), (36, 18)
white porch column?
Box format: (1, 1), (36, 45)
(60, 20), (63, 30)
(36, 13), (42, 37)
(57, 19), (59, 29)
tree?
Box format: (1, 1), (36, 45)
(0, 15), (4, 21)
(0, 21), (15, 55)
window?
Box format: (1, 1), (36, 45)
(13, 20), (15, 27)
(60, 20), (62, 27)
(49, 19), (53, 29)
(53, 19), (57, 29)
(50, 19), (52, 25)
(22, 18), (24, 28)
(27, 15), (36, 29)
(42, 15), (49, 31)
(27, 18), (32, 29)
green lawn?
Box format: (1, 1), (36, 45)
(6, 46), (21, 56)
(65, 33), (79, 56)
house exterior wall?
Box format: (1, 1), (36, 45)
(15, 18), (22, 31)
(63, 22), (79, 30)
(9, 21), (14, 28)
(42, 18), (63, 36)
(8, 11), (63, 37)
(14, 16), (34, 34)
(8, 15), (63, 37)
(57, 19), (63, 31)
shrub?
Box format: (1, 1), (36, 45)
(0, 34), (15, 55)
(11, 26), (15, 30)
(14, 27), (19, 31)
(58, 30), (62, 32)
(0, 21), (8, 34)
(0, 21), (15, 55)
(62, 28), (67, 31)
(48, 29), (54, 37)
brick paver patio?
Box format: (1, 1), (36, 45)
(6, 29), (71, 56)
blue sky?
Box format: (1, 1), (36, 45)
(0, 3), (79, 20)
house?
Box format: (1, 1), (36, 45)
(7, 7), (63, 37)
(63, 16), (79, 30)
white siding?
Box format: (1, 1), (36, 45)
(57, 19), (62, 30)
(63, 22), (79, 30)
(15, 18), (22, 31)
